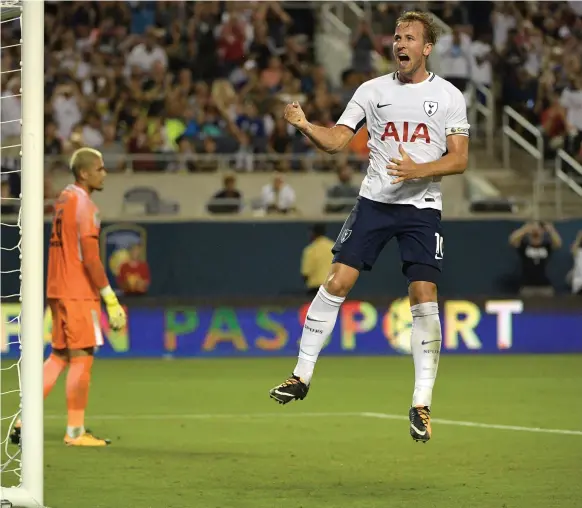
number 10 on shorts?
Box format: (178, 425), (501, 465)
(434, 233), (444, 259)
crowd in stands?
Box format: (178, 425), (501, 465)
(0, 1), (581, 216)
(2, 0), (370, 176)
(368, 1), (582, 161)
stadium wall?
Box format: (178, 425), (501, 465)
(1, 219), (581, 299)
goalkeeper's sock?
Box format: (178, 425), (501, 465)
(293, 286), (344, 385)
(66, 356), (94, 439)
(410, 302), (442, 407)
(43, 353), (68, 398)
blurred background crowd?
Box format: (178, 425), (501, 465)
(0, 0), (581, 216)
(0, 1), (579, 169)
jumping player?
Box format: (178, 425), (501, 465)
(269, 11), (470, 443)
(10, 147), (126, 447)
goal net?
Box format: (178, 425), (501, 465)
(1, 1), (45, 507)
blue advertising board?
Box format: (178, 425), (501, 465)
(2, 299), (581, 358)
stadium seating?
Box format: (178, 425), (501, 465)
(0, 1), (580, 218)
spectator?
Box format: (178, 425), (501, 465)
(300, 224), (334, 297)
(44, 121), (64, 156)
(236, 101), (267, 145)
(325, 165), (360, 214)
(127, 116), (156, 172)
(437, 27), (473, 94)
(81, 112), (104, 149)
(207, 173), (243, 214)
(509, 221), (563, 297)
(260, 172), (296, 214)
(440, 1), (469, 28)
(470, 31), (494, 99)
(0, 180), (19, 215)
(100, 124), (126, 172)
(117, 243), (151, 297)
(248, 22), (277, 70)
(126, 27), (168, 73)
(491, 3), (518, 54)
(268, 117), (293, 171)
(217, 13), (247, 75)
(0, 77), (21, 158)
(540, 94), (568, 158)
(167, 138), (197, 173)
(560, 77), (582, 157)
(196, 137), (220, 172)
(260, 55), (284, 92)
(51, 82), (84, 141)
(350, 19), (379, 74)
(569, 231), (582, 295)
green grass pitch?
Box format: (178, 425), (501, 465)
(2, 355), (582, 508)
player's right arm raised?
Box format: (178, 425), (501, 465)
(284, 102), (355, 154)
(78, 206), (127, 330)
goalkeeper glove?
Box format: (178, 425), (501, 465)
(100, 286), (127, 330)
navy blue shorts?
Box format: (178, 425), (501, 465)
(332, 196), (443, 279)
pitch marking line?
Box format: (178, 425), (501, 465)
(43, 412), (582, 436)
(362, 412), (582, 436)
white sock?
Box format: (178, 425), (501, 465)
(66, 426), (85, 439)
(410, 302), (442, 408)
(293, 286), (345, 385)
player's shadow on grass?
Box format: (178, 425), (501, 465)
(99, 445), (265, 462)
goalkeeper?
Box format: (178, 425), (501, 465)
(11, 148), (126, 447)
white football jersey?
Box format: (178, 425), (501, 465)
(336, 72), (470, 210)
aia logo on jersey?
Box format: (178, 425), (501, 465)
(381, 122), (430, 144)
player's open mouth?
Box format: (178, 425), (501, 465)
(398, 54), (410, 64)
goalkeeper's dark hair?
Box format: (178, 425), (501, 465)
(396, 11), (441, 46)
(69, 147), (103, 181)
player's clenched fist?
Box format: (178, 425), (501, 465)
(284, 102), (307, 129)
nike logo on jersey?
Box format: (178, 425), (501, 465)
(421, 339), (442, 345)
(376, 103), (391, 108)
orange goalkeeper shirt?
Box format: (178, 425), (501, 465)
(46, 184), (101, 301)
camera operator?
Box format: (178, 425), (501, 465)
(509, 221), (562, 296)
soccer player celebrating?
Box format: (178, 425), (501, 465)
(11, 148), (126, 447)
(269, 12), (470, 443)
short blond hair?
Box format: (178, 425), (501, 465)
(396, 11), (441, 45)
(69, 147), (103, 179)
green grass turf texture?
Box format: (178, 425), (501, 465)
(2, 355), (582, 508)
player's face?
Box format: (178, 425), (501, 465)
(85, 158), (107, 192)
(393, 21), (432, 77)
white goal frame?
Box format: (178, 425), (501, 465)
(1, 1), (45, 507)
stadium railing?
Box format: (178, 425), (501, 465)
(555, 149), (582, 218)
(44, 152), (368, 174)
(501, 106), (545, 219)
(467, 82), (495, 156)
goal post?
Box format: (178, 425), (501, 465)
(1, 0), (45, 507)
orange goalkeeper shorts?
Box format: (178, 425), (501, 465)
(49, 299), (104, 350)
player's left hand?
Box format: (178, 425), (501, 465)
(387, 145), (426, 184)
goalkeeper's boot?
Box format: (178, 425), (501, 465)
(64, 431), (111, 447)
(9, 420), (21, 445)
(409, 405), (432, 443)
(269, 375), (309, 405)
